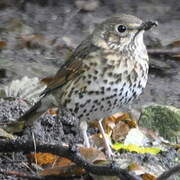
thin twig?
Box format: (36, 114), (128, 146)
(32, 131), (38, 173)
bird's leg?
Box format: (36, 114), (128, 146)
(98, 118), (113, 158)
(80, 120), (90, 148)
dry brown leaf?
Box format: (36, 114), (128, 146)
(79, 147), (106, 163)
(103, 112), (130, 134)
(28, 147), (106, 177)
(27, 153), (58, 166)
(54, 157), (72, 167)
(125, 119), (137, 128)
(28, 152), (86, 176)
(141, 173), (157, 180)
(35, 147), (106, 177)
(39, 164), (85, 176)
(112, 121), (130, 142)
(39, 157), (85, 177)
(90, 133), (105, 148)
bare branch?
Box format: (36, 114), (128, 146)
(0, 139), (141, 180)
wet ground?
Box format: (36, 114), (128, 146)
(0, 0), (180, 179)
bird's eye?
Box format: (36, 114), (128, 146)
(117, 25), (127, 33)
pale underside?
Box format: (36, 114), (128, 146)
(53, 50), (148, 121)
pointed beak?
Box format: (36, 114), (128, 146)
(139, 21), (158, 31)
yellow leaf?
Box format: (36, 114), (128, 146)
(112, 143), (161, 155)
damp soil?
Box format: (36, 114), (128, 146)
(0, 0), (180, 179)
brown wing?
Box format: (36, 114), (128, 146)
(41, 35), (98, 96)
(41, 59), (85, 95)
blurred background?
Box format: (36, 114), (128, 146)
(0, 0), (180, 107)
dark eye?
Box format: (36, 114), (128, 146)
(117, 25), (127, 33)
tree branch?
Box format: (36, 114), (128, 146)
(0, 139), (141, 180)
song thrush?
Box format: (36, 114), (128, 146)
(16, 14), (157, 157)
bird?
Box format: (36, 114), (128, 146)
(14, 14), (157, 157)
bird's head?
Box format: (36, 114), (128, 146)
(92, 14), (158, 53)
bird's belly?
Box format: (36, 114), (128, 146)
(58, 73), (147, 121)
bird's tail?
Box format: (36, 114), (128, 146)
(0, 76), (57, 133)
(0, 76), (47, 104)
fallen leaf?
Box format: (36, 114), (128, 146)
(39, 164), (85, 176)
(103, 112), (130, 134)
(79, 147), (106, 163)
(141, 173), (157, 180)
(112, 143), (161, 155)
(125, 119), (137, 128)
(112, 121), (130, 142)
(28, 152), (86, 176)
(29, 147), (106, 177)
(27, 153), (58, 166)
(90, 133), (105, 148)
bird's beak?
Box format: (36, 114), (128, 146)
(139, 21), (158, 31)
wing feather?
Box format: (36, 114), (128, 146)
(41, 35), (98, 95)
